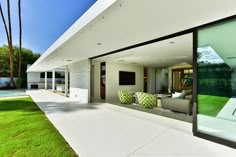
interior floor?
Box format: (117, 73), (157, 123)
(92, 99), (192, 123)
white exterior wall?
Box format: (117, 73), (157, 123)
(69, 59), (90, 103)
(27, 72), (41, 83)
(27, 72), (41, 89)
(27, 64), (43, 89)
(106, 62), (144, 101)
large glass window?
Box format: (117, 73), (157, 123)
(196, 19), (236, 143)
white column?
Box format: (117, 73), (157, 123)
(65, 66), (69, 97)
(52, 70), (55, 92)
(147, 67), (155, 94)
(45, 72), (47, 90)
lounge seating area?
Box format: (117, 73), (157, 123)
(118, 91), (157, 109)
(162, 89), (192, 115)
(118, 89), (193, 115)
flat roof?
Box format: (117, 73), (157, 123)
(28, 0), (236, 72)
(28, 0), (117, 72)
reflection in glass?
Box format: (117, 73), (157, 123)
(197, 19), (236, 143)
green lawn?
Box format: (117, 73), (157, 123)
(198, 95), (230, 117)
(0, 97), (77, 157)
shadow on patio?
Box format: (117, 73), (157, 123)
(35, 101), (103, 114)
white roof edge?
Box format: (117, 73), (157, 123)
(27, 0), (118, 72)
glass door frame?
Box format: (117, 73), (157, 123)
(192, 18), (236, 149)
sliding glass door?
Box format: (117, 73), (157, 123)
(194, 18), (236, 147)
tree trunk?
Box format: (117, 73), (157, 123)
(0, 1), (14, 88)
(0, 3), (10, 44)
(18, 0), (22, 87)
(7, 0), (14, 88)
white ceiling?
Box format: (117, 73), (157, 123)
(28, 0), (236, 72)
(94, 33), (193, 68)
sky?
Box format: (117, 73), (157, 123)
(0, 0), (96, 54)
(198, 46), (224, 64)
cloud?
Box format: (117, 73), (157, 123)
(197, 46), (224, 64)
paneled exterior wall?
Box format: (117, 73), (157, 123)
(69, 59), (90, 103)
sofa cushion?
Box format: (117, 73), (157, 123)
(179, 89), (192, 99)
(162, 97), (192, 114)
(136, 92), (156, 109)
(185, 94), (192, 100)
(118, 91), (133, 104)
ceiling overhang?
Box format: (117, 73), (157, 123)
(27, 0), (236, 72)
(93, 33), (193, 68)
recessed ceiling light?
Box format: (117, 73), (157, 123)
(118, 60), (125, 62)
(169, 41), (175, 44)
(97, 43), (102, 45)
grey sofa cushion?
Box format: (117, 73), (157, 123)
(162, 98), (192, 114)
(185, 94), (192, 100)
(179, 89), (192, 99)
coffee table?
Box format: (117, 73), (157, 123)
(156, 94), (171, 107)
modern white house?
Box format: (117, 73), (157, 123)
(27, 0), (236, 148)
(27, 65), (65, 92)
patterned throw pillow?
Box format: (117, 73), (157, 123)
(118, 91), (133, 104)
(134, 92), (143, 104)
(136, 92), (157, 109)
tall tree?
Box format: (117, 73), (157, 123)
(0, 45), (40, 87)
(0, 3), (9, 44)
(7, 0), (14, 88)
(18, 0), (22, 82)
(0, 1), (14, 88)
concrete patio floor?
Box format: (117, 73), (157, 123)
(27, 90), (236, 157)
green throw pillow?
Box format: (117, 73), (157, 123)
(118, 91), (133, 104)
(134, 92), (144, 104)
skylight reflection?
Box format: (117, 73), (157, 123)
(197, 46), (224, 64)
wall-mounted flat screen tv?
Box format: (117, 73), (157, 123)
(119, 71), (135, 85)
